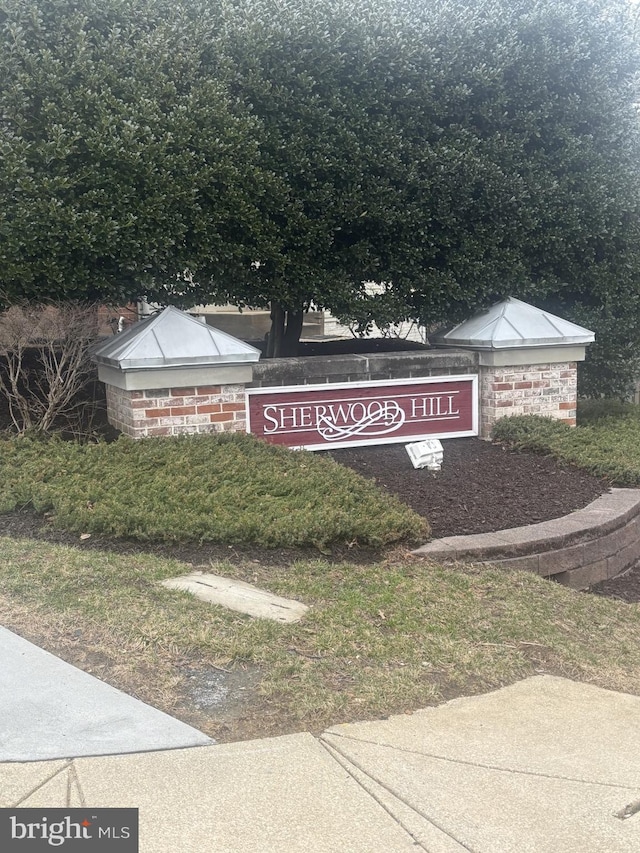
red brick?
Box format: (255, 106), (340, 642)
(561, 417), (576, 426)
(210, 412), (233, 422)
(496, 400), (514, 407)
(558, 402), (576, 410)
(560, 370), (575, 378)
(130, 399), (148, 409)
(129, 391), (145, 399)
(197, 385), (222, 394)
(197, 404), (221, 414)
(492, 383), (513, 391)
(514, 381), (532, 389)
(171, 387), (195, 397)
(170, 406), (196, 416)
(145, 408), (171, 418)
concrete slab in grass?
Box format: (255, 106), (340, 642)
(0, 627), (212, 762)
(161, 572), (308, 623)
(74, 733), (420, 853)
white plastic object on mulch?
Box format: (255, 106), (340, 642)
(405, 439), (444, 471)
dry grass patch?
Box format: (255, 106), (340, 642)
(1, 536), (640, 741)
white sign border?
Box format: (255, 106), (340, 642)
(246, 374), (479, 451)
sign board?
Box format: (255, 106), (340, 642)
(246, 375), (478, 450)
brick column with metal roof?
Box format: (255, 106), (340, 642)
(430, 298), (595, 438)
(91, 306), (261, 438)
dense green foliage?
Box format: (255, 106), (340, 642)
(0, 0), (267, 304)
(0, 432), (428, 546)
(491, 407), (640, 485)
(2, 0), (640, 377)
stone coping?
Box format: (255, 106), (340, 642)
(412, 488), (640, 562)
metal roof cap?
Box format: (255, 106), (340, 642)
(430, 297), (595, 349)
(91, 306), (262, 370)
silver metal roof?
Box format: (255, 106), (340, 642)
(431, 297), (595, 350)
(91, 306), (262, 370)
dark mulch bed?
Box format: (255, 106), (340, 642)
(333, 439), (640, 603)
(329, 438), (610, 538)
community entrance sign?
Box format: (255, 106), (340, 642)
(246, 376), (478, 450)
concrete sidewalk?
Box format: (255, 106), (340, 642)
(2, 627), (640, 851)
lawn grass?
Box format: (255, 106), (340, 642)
(491, 402), (640, 485)
(2, 535), (639, 740)
(0, 432), (428, 548)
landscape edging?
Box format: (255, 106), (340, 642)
(412, 488), (640, 590)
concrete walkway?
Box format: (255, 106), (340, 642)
(2, 627), (640, 852)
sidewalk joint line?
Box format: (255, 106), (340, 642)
(68, 761), (87, 808)
(12, 760), (73, 807)
(322, 731), (639, 792)
(320, 736), (477, 853)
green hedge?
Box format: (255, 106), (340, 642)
(0, 433), (429, 548)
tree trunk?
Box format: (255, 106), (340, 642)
(266, 302), (285, 358)
(282, 308), (304, 355)
(265, 301), (304, 358)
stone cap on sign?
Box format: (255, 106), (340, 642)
(430, 297), (595, 351)
(91, 305), (262, 371)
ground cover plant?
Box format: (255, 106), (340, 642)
(491, 403), (640, 485)
(0, 536), (639, 741)
(0, 432), (428, 548)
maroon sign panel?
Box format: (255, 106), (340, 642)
(246, 376), (478, 450)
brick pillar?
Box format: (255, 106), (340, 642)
(105, 383), (247, 438)
(480, 361), (578, 438)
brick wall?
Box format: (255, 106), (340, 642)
(105, 384), (246, 438)
(480, 362), (577, 438)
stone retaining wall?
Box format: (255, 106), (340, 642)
(412, 489), (640, 590)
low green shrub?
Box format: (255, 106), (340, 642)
(0, 433), (429, 548)
(491, 410), (640, 486)
(490, 415), (571, 453)
(577, 398), (640, 425)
